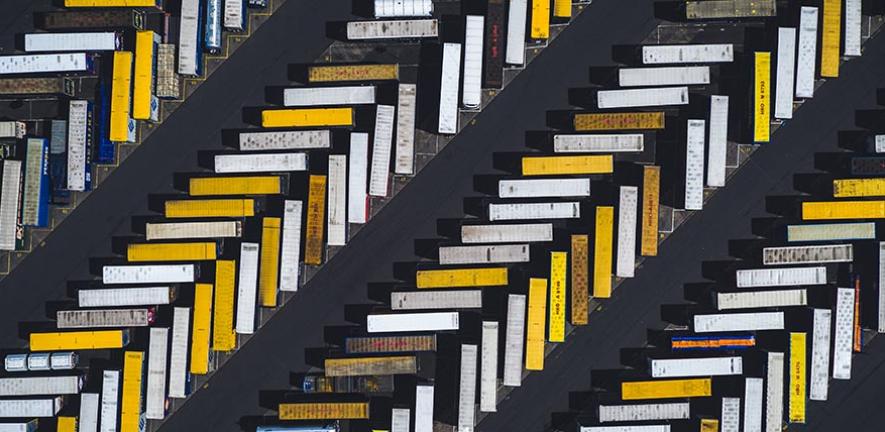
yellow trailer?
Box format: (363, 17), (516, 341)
(165, 198), (256, 218)
(754, 52), (770, 143)
(549, 252), (567, 342)
(120, 351), (144, 432)
(415, 267), (508, 288)
(30, 330), (129, 351)
(790, 332), (807, 423)
(324, 355), (417, 376)
(553, 0), (572, 17)
(127, 242), (217, 262)
(190, 283), (213, 375)
(802, 200), (885, 220)
(189, 175), (285, 196)
(109, 51), (133, 142)
(593, 206), (614, 298)
(213, 260), (237, 352)
(132, 30), (157, 120)
(525, 278), (548, 371)
(700, 419), (720, 432)
(530, 0), (550, 39)
(573, 112), (665, 131)
(833, 178), (885, 197)
(57, 417), (77, 432)
(308, 64), (399, 82)
(304, 175), (327, 265)
(621, 378), (712, 400)
(278, 401), (370, 420)
(261, 107), (354, 128)
(820, 0), (841, 77)
(259, 217), (282, 307)
(641, 166), (660, 256)
(522, 155), (614, 176)
(65, 0), (160, 6)
(570, 235), (589, 325)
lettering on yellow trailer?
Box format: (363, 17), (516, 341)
(190, 283), (212, 374)
(416, 267), (508, 288)
(641, 166), (661, 256)
(549, 252), (567, 342)
(790, 332), (807, 423)
(833, 178), (885, 197)
(165, 198), (256, 218)
(259, 217), (282, 307)
(109, 51), (133, 142)
(530, 0), (550, 39)
(553, 0), (571, 17)
(525, 278), (547, 370)
(30, 330), (128, 351)
(127, 242), (217, 262)
(754, 52), (770, 143)
(571, 235), (589, 325)
(120, 351), (144, 432)
(304, 175), (327, 265)
(573, 112), (665, 131)
(522, 155), (613, 176)
(820, 0), (841, 77)
(278, 401), (370, 420)
(261, 107), (354, 128)
(593, 206), (614, 298)
(621, 378), (713, 400)
(802, 200), (885, 220)
(308, 64), (399, 82)
(212, 260), (237, 352)
(189, 176), (284, 196)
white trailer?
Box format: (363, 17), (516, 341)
(721, 397), (740, 432)
(765, 352), (784, 432)
(0, 160), (22, 251)
(461, 223), (554, 243)
(462, 15), (484, 108)
(99, 371), (119, 432)
(744, 377), (764, 432)
(787, 222), (875, 242)
(0, 397), (62, 417)
(439, 244), (530, 265)
(79, 286), (176, 307)
(214, 153), (307, 173)
(503, 294), (526, 386)
(283, 86), (375, 107)
(833, 287), (854, 380)
(279, 200), (303, 292)
(239, 130), (331, 151)
(439, 43), (462, 134)
(693, 311), (784, 332)
(5, 353), (77, 372)
(414, 385), (434, 432)
(616, 186), (638, 278)
(618, 66), (710, 87)
(223, 0), (245, 31)
(762, 244), (853, 265)
(597, 87), (689, 109)
(178, 0), (201, 75)
(598, 403), (690, 423)
(480, 321), (498, 412)
(374, 0), (433, 17)
(706, 95), (729, 187)
(877, 135), (885, 153)
(168, 307), (190, 399)
(369, 105), (395, 197)
(347, 19), (438, 40)
(844, 0), (861, 57)
(103, 264), (196, 284)
(394, 84), (417, 174)
(684, 119), (705, 210)
(57, 308), (152, 328)
(642, 44), (734, 64)
(146, 328), (169, 420)
(79, 392), (99, 432)
(735, 266), (827, 288)
(0, 420), (37, 431)
(391, 290), (482, 310)
(553, 134), (644, 153)
(348, 133), (369, 224)
(715, 289), (807, 310)
(505, 0), (527, 64)
(0, 53), (92, 75)
(146, 221), (242, 240)
(458, 344), (478, 432)
(0, 121), (25, 139)
(327, 154), (347, 246)
(236, 242), (259, 333)
(774, 28), (796, 119)
(580, 426), (670, 432)
(0, 376), (82, 396)
(367, 312), (459, 332)
(809, 308), (831, 401)
(795, 7), (819, 98)
(67, 100), (90, 191)
(488, 202), (580, 221)
(649, 356), (742, 378)
(499, 178), (590, 198)
(391, 408), (410, 432)
(24, 32), (120, 52)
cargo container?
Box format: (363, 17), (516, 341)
(189, 175), (286, 196)
(120, 351), (143, 432)
(57, 308), (154, 328)
(30, 330), (130, 351)
(573, 112), (665, 131)
(395, 84), (417, 175)
(765, 352), (784, 432)
(0, 160), (22, 251)
(480, 321), (498, 412)
(367, 312), (459, 332)
(25, 32), (120, 52)
(753, 52), (770, 143)
(262, 107), (353, 128)
(530, 0), (549, 39)
(707, 95), (729, 187)
(617, 186), (638, 277)
(65, 0), (161, 6)
(79, 286), (176, 307)
(548, 252), (567, 342)
(66, 100), (92, 192)
(0, 397), (62, 417)
(369, 105), (395, 197)
(304, 175), (326, 265)
(649, 356), (742, 378)
(240, 130), (331, 151)
(438, 43), (462, 134)
(0, 121), (25, 139)
(484, 0), (505, 88)
(415, 385), (434, 432)
(458, 344), (478, 431)
(809, 308), (831, 401)
(674, 334), (755, 350)
(714, 289), (807, 310)
(820, 0), (840, 77)
(146, 221), (242, 240)
(553, 134), (644, 153)
(735, 266), (827, 287)
(283, 86), (375, 107)
(461, 223), (553, 243)
(594, 206), (614, 298)
(619, 66), (710, 87)
(553, 0), (571, 16)
(301, 374), (394, 394)
(391, 290), (482, 310)
(236, 243), (259, 334)
(21, 138), (50, 227)
(721, 397), (740, 432)
(525, 278), (547, 371)
(145, 327), (168, 419)
(37, 10), (145, 30)
(374, 0), (432, 17)
(641, 166), (660, 256)
(346, 19), (438, 40)
(79, 392), (99, 432)
(168, 307), (190, 398)
(503, 294), (526, 386)
(49, 120), (67, 203)
(156, 43), (180, 99)
(685, 0), (776, 19)
(834, 178), (885, 197)
(416, 267), (508, 288)
(642, 44), (734, 64)
(179, 0), (204, 76)
(0, 376), (82, 396)
(833, 287), (854, 379)
(279, 200), (303, 292)
(598, 403), (690, 423)
(844, 0), (861, 56)
(795, 7), (818, 98)
(489, 202), (581, 220)
(802, 200), (885, 220)
(5, 353), (77, 372)
(190, 283), (213, 374)
(789, 332), (806, 423)
(580, 426), (670, 432)
(597, 86), (689, 108)
(344, 335), (437, 354)
(774, 28), (796, 119)
(762, 244), (853, 265)
(103, 264), (197, 284)
(506, 0), (528, 65)
(327, 156), (347, 246)
(108, 51), (133, 143)
(0, 53), (94, 75)
(0, 77), (73, 96)
(349, 133), (369, 223)
(522, 155), (613, 176)
(127, 241), (217, 262)
(438, 244), (530, 264)
(278, 402), (369, 420)
(213, 260), (237, 351)
(621, 378), (712, 400)
(571, 234), (589, 324)
(744, 377), (763, 432)
(462, 15), (484, 108)
(308, 64), (399, 82)
(694, 311), (784, 332)
(259, 218), (282, 306)
(224, 0), (246, 31)
(100, 370), (119, 432)
(204, 0), (223, 53)
(132, 31), (159, 121)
